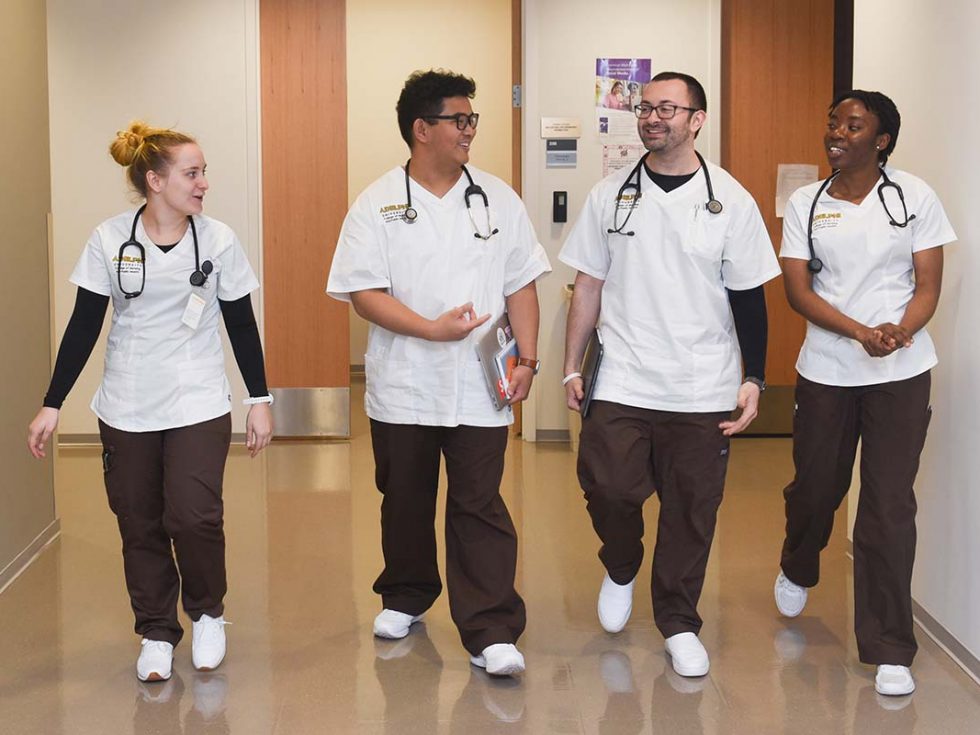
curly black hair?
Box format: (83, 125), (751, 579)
(829, 89), (901, 164)
(396, 70), (476, 148)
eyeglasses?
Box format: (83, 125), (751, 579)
(424, 112), (480, 130)
(634, 103), (699, 120)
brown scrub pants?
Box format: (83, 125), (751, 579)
(780, 371), (932, 666)
(369, 420), (526, 656)
(577, 400), (731, 638)
(99, 414), (232, 647)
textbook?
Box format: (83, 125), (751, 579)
(477, 314), (519, 411)
(580, 328), (604, 419)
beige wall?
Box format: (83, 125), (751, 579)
(852, 0), (980, 662)
(522, 0), (722, 437)
(0, 0), (58, 583)
(345, 0), (515, 365)
(46, 0), (262, 435)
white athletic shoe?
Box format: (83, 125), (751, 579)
(597, 573), (635, 633)
(192, 614), (228, 671)
(774, 571), (808, 617)
(664, 632), (710, 677)
(136, 639), (174, 682)
(470, 643), (526, 677)
(373, 609), (423, 639)
(875, 665), (915, 696)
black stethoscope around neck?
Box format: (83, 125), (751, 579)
(608, 150), (722, 236)
(805, 167), (916, 274)
(402, 160), (499, 240)
(117, 204), (212, 299)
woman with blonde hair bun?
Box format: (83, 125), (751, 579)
(28, 121), (274, 683)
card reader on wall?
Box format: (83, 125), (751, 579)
(553, 191), (568, 223)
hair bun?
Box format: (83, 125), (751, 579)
(109, 121), (152, 167)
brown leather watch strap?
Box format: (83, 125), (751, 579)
(516, 357), (540, 374)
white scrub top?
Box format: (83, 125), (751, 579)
(559, 160), (780, 412)
(327, 165), (551, 427)
(70, 210), (259, 432)
(780, 168), (956, 387)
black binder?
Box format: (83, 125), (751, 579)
(580, 328), (604, 419)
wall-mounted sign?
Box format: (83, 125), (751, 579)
(546, 139), (577, 168)
(541, 117), (582, 139)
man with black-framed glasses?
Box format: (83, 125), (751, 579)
(328, 69), (550, 677)
(560, 71), (779, 677)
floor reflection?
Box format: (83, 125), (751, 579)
(1, 389), (978, 733)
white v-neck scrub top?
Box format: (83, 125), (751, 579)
(327, 165), (551, 427)
(780, 168), (956, 387)
(559, 160), (781, 412)
(70, 210), (259, 432)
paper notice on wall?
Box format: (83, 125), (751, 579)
(775, 164), (820, 217)
(595, 57), (649, 144)
(602, 144), (645, 177)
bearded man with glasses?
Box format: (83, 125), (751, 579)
(559, 71), (780, 677)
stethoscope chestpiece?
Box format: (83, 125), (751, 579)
(404, 207), (418, 223)
(190, 259), (213, 287)
(807, 257), (824, 274)
(706, 198), (723, 215)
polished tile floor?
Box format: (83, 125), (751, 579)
(2, 390), (979, 734)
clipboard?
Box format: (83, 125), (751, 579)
(476, 313), (519, 411)
(580, 328), (604, 419)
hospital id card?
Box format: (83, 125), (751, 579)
(181, 293), (207, 330)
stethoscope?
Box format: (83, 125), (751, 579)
(805, 167), (916, 274)
(117, 204), (213, 299)
(403, 160), (499, 240)
(608, 151), (722, 236)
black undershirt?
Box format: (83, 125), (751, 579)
(643, 162), (768, 381)
(43, 287), (269, 409)
(643, 163), (697, 193)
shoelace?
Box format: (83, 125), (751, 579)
(778, 577), (804, 596)
(141, 639), (172, 652)
(196, 617), (232, 642)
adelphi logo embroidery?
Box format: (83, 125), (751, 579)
(380, 203), (410, 223)
(812, 212), (842, 231)
(615, 193), (639, 211)
(112, 254), (143, 275)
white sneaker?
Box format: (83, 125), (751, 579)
(598, 573), (635, 633)
(192, 614), (228, 671)
(136, 639), (174, 682)
(664, 632), (709, 677)
(774, 571), (808, 617)
(470, 643), (525, 677)
(373, 609), (423, 639)
(875, 665), (915, 696)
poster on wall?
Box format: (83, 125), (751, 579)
(595, 58), (650, 144)
(602, 144), (645, 177)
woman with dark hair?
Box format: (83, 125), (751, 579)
(773, 91), (955, 696)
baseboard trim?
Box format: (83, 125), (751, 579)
(534, 429), (570, 443)
(912, 600), (980, 685)
(0, 519), (61, 595)
(846, 539), (979, 684)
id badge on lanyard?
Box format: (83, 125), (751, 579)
(181, 293), (206, 330)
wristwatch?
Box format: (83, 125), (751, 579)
(516, 357), (541, 374)
(743, 376), (766, 392)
